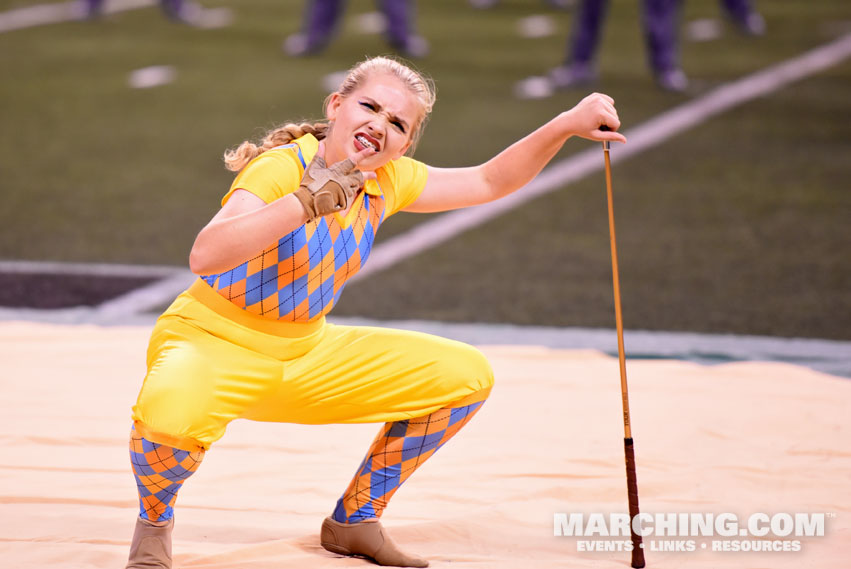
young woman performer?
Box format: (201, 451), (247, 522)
(125, 56), (625, 568)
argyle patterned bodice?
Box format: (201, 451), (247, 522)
(200, 145), (386, 322)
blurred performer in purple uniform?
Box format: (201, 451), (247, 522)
(719, 0), (765, 36)
(284, 0), (429, 58)
(550, 0), (687, 92)
(545, 0), (764, 92)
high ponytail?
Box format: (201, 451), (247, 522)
(223, 121), (330, 172)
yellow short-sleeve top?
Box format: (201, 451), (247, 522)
(199, 134), (428, 322)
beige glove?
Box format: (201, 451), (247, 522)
(293, 155), (364, 221)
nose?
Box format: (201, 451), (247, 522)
(366, 120), (385, 139)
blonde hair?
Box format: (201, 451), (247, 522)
(224, 56), (436, 172)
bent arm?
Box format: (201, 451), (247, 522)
(404, 93), (626, 213)
(188, 190), (308, 275)
(189, 143), (377, 275)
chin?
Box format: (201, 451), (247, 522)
(359, 156), (383, 171)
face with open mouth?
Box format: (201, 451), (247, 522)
(325, 73), (421, 171)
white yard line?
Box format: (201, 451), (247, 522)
(353, 32), (851, 282)
(0, 0), (156, 33)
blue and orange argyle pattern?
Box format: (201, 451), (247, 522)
(129, 425), (205, 522)
(201, 187), (385, 323)
(332, 396), (487, 523)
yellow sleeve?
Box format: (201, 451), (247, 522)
(380, 156), (428, 217)
(220, 149), (302, 206)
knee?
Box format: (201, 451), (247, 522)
(471, 346), (495, 391)
(447, 342), (494, 393)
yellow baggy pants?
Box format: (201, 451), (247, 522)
(132, 280), (494, 452)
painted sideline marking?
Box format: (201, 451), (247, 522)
(0, 260), (194, 323)
(352, 32), (851, 282)
(91, 270), (197, 319)
(0, 260), (194, 324)
(0, 260), (182, 278)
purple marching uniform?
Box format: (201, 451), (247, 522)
(285, 0), (428, 57)
(555, 0), (764, 91)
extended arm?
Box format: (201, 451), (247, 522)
(404, 93), (626, 213)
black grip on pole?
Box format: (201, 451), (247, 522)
(624, 438), (646, 568)
(600, 125), (611, 131)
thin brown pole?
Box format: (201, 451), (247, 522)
(602, 138), (645, 568)
(603, 142), (633, 439)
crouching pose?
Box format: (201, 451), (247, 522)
(125, 55), (625, 568)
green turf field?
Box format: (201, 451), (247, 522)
(1, 0), (849, 339)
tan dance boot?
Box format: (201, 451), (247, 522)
(320, 517), (429, 568)
(126, 517), (173, 569)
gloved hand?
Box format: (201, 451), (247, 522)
(294, 154), (364, 220)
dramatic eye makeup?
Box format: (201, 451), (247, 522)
(358, 99), (408, 134)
